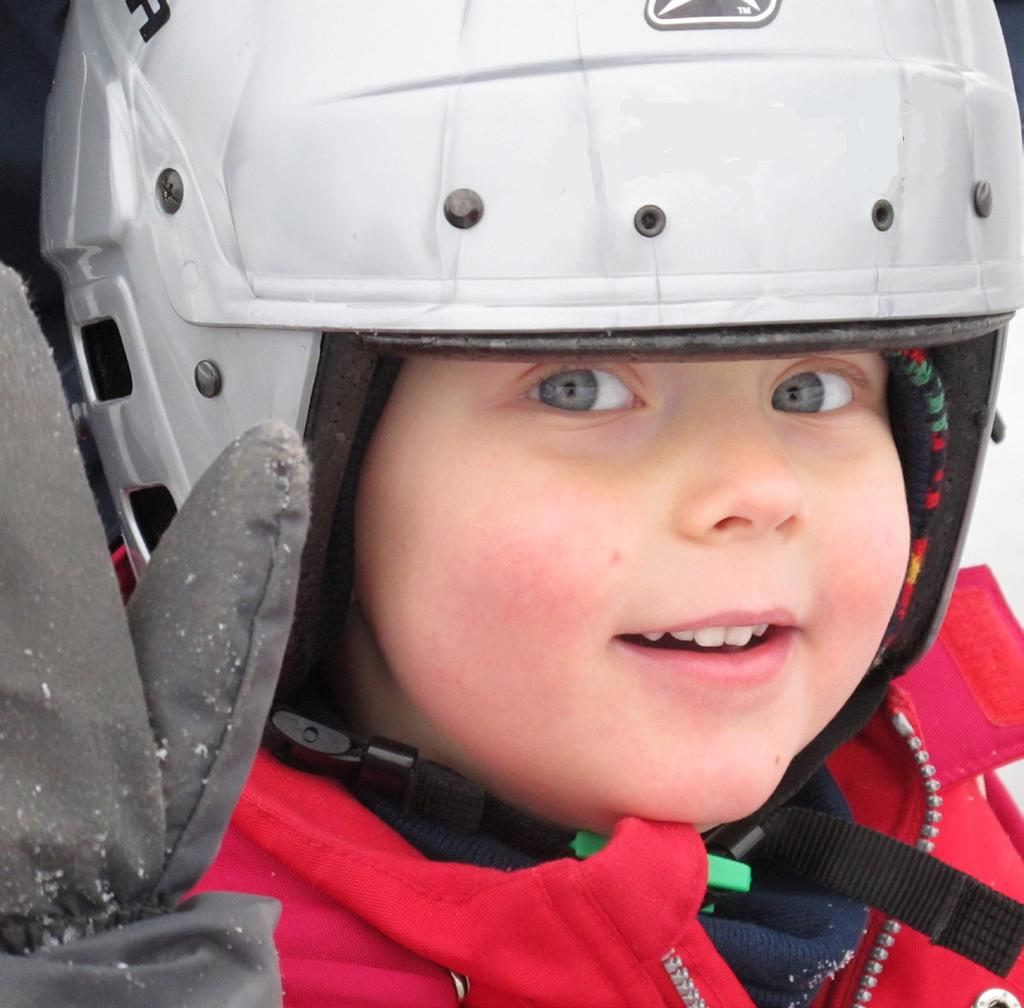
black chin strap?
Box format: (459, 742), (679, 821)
(265, 707), (576, 857)
(266, 706), (1024, 977)
(709, 810), (1024, 978)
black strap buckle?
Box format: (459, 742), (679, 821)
(702, 821), (766, 862)
(264, 707), (418, 804)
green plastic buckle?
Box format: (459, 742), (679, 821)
(570, 830), (608, 859)
(572, 832), (752, 915)
(572, 834), (752, 888)
(706, 852), (752, 894)
(702, 853), (752, 914)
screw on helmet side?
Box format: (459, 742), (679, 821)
(156, 168), (183, 214)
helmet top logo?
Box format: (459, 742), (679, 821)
(126, 0), (171, 43)
(645, 0), (781, 30)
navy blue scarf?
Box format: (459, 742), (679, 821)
(699, 769), (868, 1006)
(356, 766), (867, 1005)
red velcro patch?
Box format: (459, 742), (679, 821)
(939, 582), (1024, 727)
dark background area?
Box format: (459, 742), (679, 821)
(1, 2), (73, 388)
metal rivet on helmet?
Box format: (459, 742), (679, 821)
(974, 180), (993, 218)
(157, 168), (184, 214)
(443, 189), (485, 229)
(634, 204), (667, 238)
(194, 359), (223, 398)
(872, 199), (895, 232)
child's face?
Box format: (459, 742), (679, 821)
(341, 353), (910, 833)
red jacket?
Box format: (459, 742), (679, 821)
(196, 567), (1024, 1007)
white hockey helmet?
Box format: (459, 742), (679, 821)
(42, 0), (1021, 713)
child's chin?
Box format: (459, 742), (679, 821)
(623, 774), (785, 831)
(528, 765), (788, 836)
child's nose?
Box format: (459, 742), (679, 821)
(666, 422), (804, 543)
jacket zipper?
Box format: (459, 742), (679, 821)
(662, 949), (708, 1007)
(663, 707), (944, 1008)
(846, 710), (944, 1005)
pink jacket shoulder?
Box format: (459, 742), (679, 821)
(901, 565), (1024, 853)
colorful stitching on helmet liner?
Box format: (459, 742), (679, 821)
(877, 348), (948, 659)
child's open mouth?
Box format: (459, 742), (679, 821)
(614, 620), (795, 688)
(617, 623), (773, 655)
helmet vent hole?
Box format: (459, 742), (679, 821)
(80, 318), (133, 401)
(872, 199), (895, 232)
(128, 485), (178, 554)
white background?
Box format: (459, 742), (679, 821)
(959, 315), (1024, 807)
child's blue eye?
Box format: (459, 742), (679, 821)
(528, 369), (635, 412)
(771, 371), (853, 413)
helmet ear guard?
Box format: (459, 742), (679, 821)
(881, 332), (1006, 669)
(277, 338), (379, 702)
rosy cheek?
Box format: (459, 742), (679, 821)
(430, 482), (630, 657)
(856, 478), (910, 606)
(813, 457), (910, 668)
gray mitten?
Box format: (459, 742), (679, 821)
(0, 263), (309, 1006)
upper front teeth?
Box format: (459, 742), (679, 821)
(641, 624), (769, 647)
